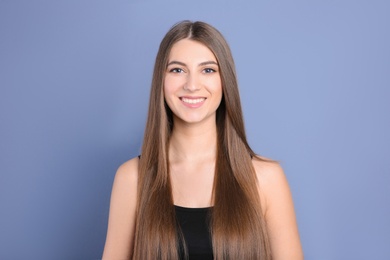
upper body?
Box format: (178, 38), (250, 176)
(102, 157), (303, 259)
(102, 21), (303, 260)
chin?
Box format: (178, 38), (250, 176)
(180, 115), (216, 125)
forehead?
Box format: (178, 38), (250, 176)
(168, 39), (217, 62)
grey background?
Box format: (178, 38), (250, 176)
(1, 0), (389, 259)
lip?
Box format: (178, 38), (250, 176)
(179, 96), (206, 108)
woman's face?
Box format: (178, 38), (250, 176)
(164, 39), (222, 126)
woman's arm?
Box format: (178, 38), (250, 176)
(254, 159), (304, 260)
(102, 158), (139, 260)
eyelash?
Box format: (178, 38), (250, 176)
(170, 68), (184, 73)
(203, 68), (216, 73)
(168, 67), (217, 73)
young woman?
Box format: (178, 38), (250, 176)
(102, 21), (303, 260)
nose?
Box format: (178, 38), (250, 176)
(183, 73), (200, 92)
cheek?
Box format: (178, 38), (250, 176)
(209, 77), (222, 96)
(163, 77), (173, 98)
(163, 77), (177, 109)
(215, 80), (223, 105)
(164, 75), (183, 95)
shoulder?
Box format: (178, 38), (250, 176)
(252, 156), (283, 176)
(115, 156), (139, 184)
(108, 156), (139, 223)
(252, 157), (303, 259)
(252, 156), (286, 190)
(110, 156), (139, 213)
(111, 157), (139, 198)
(102, 156), (139, 259)
(251, 157), (291, 215)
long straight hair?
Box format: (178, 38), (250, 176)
(133, 21), (271, 260)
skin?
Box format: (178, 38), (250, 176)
(102, 39), (303, 259)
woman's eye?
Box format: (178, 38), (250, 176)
(170, 68), (184, 73)
(203, 68), (216, 73)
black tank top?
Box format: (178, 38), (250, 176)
(175, 205), (214, 260)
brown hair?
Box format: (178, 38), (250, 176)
(133, 21), (271, 259)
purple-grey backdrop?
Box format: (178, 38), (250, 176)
(1, 0), (389, 259)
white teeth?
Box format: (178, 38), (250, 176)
(181, 97), (205, 104)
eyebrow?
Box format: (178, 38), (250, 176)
(167, 60), (219, 67)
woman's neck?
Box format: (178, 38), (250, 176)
(169, 120), (217, 162)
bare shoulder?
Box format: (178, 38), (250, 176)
(102, 156), (139, 260)
(252, 157), (285, 182)
(115, 156), (139, 185)
(109, 157), (139, 204)
(252, 156), (292, 216)
(252, 157), (288, 199)
(252, 157), (303, 259)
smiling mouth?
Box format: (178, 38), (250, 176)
(180, 97), (206, 104)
